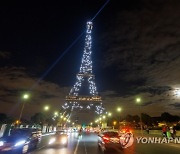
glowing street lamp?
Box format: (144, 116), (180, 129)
(22, 94), (29, 99)
(136, 97), (141, 104)
(117, 107), (122, 112)
(113, 121), (117, 126)
(54, 111), (58, 116)
(18, 93), (30, 124)
(135, 97), (143, 136)
(44, 106), (49, 111)
(103, 115), (106, 119)
(108, 112), (112, 116)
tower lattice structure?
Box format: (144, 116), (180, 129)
(62, 21), (104, 115)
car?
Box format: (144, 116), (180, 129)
(0, 128), (41, 153)
(48, 130), (68, 147)
(98, 131), (121, 153)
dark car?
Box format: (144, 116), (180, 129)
(48, 130), (68, 147)
(98, 131), (121, 153)
(0, 128), (41, 153)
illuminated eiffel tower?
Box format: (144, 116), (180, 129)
(62, 21), (104, 115)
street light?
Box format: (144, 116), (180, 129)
(54, 111), (58, 116)
(18, 93), (30, 125)
(23, 94), (29, 99)
(117, 107), (122, 112)
(113, 121), (117, 129)
(136, 97), (141, 103)
(136, 97), (143, 136)
(108, 112), (112, 117)
(44, 106), (49, 111)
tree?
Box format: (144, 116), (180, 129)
(0, 113), (7, 123)
(31, 113), (46, 125)
(141, 113), (152, 126)
(133, 115), (140, 123)
(161, 112), (180, 122)
(125, 115), (133, 122)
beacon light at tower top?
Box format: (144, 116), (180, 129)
(63, 21), (105, 115)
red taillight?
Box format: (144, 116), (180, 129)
(102, 136), (110, 143)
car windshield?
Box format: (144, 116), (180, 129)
(10, 129), (31, 137)
(103, 132), (119, 137)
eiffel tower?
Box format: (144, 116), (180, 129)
(62, 21), (104, 117)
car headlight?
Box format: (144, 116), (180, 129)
(61, 137), (67, 144)
(49, 138), (56, 144)
(0, 141), (4, 146)
(14, 140), (26, 147)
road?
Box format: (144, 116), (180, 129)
(31, 132), (180, 154)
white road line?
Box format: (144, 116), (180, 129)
(84, 141), (88, 154)
(74, 138), (80, 154)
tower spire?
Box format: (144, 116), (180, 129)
(80, 21), (93, 74)
(63, 21), (104, 115)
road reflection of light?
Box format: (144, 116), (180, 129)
(80, 133), (98, 142)
(68, 132), (79, 139)
(37, 148), (68, 154)
(42, 132), (55, 137)
(123, 142), (136, 154)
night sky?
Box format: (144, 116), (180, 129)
(0, 0), (180, 120)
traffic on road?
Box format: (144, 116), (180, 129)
(0, 126), (180, 154)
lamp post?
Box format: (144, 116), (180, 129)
(108, 112), (112, 117)
(18, 93), (30, 125)
(136, 97), (143, 136)
(117, 107), (122, 112)
(113, 121), (117, 129)
(116, 107), (122, 128)
(54, 111), (58, 116)
(44, 105), (49, 111)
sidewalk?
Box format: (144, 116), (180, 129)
(133, 130), (180, 137)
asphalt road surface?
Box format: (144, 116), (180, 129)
(31, 132), (180, 154)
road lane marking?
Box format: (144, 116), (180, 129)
(83, 141), (88, 154)
(74, 138), (80, 154)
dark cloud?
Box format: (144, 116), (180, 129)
(102, 0), (180, 87)
(0, 67), (69, 118)
(0, 51), (10, 59)
(169, 103), (180, 109)
(136, 86), (172, 96)
(141, 101), (154, 106)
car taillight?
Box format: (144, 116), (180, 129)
(102, 136), (110, 143)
